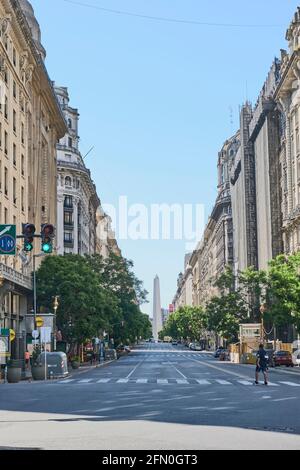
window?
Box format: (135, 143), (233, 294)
(13, 110), (16, 133)
(65, 176), (72, 187)
(68, 118), (72, 129)
(21, 123), (24, 144)
(64, 211), (73, 225)
(64, 232), (73, 242)
(68, 137), (72, 148)
(4, 70), (8, 84)
(21, 154), (24, 176)
(4, 132), (8, 155)
(13, 177), (16, 204)
(4, 167), (8, 196)
(13, 143), (16, 166)
(4, 207), (8, 224)
(4, 96), (8, 119)
(21, 187), (24, 212)
(13, 81), (16, 99)
(64, 195), (73, 208)
(13, 48), (16, 67)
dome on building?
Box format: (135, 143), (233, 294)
(18, 0), (46, 60)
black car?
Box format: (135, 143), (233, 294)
(214, 347), (225, 358)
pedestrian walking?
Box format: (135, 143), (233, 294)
(254, 343), (268, 385)
(25, 350), (30, 370)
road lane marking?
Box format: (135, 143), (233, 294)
(215, 379), (232, 385)
(136, 379), (148, 384)
(117, 379), (129, 383)
(78, 379), (93, 383)
(279, 381), (300, 387)
(273, 397), (297, 402)
(196, 379), (211, 385)
(96, 379), (111, 383)
(185, 356), (257, 380)
(58, 379), (75, 383)
(125, 357), (147, 379)
(237, 380), (253, 386)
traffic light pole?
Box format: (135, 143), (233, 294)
(32, 253), (46, 340)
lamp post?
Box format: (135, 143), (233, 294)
(260, 303), (267, 344)
(53, 296), (59, 351)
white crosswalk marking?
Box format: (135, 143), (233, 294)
(215, 379), (232, 385)
(196, 379), (211, 385)
(237, 380), (253, 386)
(96, 379), (111, 383)
(78, 379), (93, 383)
(58, 379), (75, 383)
(117, 378), (129, 383)
(279, 381), (300, 387)
(176, 379), (189, 384)
(266, 382), (279, 387)
(136, 379), (148, 383)
(157, 379), (169, 384)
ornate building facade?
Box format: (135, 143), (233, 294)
(274, 8), (300, 255)
(0, 1), (66, 352)
(55, 86), (100, 256)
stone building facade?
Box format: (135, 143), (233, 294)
(0, 1), (66, 353)
(55, 86), (100, 256)
(274, 8), (300, 255)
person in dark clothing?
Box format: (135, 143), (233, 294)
(254, 343), (268, 385)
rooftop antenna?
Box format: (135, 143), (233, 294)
(83, 146), (94, 160)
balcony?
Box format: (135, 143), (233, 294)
(57, 159), (90, 177)
(64, 239), (74, 248)
(0, 263), (32, 291)
(64, 221), (74, 229)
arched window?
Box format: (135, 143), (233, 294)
(65, 176), (72, 186)
(68, 118), (72, 129)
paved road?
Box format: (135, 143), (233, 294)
(1, 342), (300, 449)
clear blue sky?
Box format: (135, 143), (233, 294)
(31, 0), (299, 316)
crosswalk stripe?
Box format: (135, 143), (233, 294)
(136, 379), (148, 383)
(266, 382), (279, 387)
(58, 379), (75, 383)
(96, 379), (111, 383)
(176, 379), (189, 384)
(157, 379), (169, 384)
(196, 379), (211, 385)
(237, 380), (253, 386)
(215, 379), (232, 385)
(279, 381), (300, 387)
(117, 378), (129, 383)
(78, 379), (93, 383)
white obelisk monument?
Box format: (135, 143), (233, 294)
(152, 275), (162, 341)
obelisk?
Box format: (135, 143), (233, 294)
(152, 275), (162, 341)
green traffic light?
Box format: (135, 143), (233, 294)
(24, 242), (33, 252)
(42, 243), (52, 253)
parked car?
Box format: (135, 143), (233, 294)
(189, 343), (195, 350)
(273, 350), (294, 367)
(219, 350), (230, 361)
(193, 343), (202, 351)
(172, 340), (178, 346)
(214, 347), (225, 358)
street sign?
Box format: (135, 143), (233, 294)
(32, 330), (39, 339)
(40, 327), (51, 343)
(0, 225), (16, 255)
(9, 329), (16, 342)
(36, 317), (44, 327)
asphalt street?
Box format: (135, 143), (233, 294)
(1, 342), (300, 449)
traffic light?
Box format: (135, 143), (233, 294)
(22, 224), (36, 252)
(41, 224), (54, 253)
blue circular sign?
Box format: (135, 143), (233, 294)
(0, 235), (16, 253)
